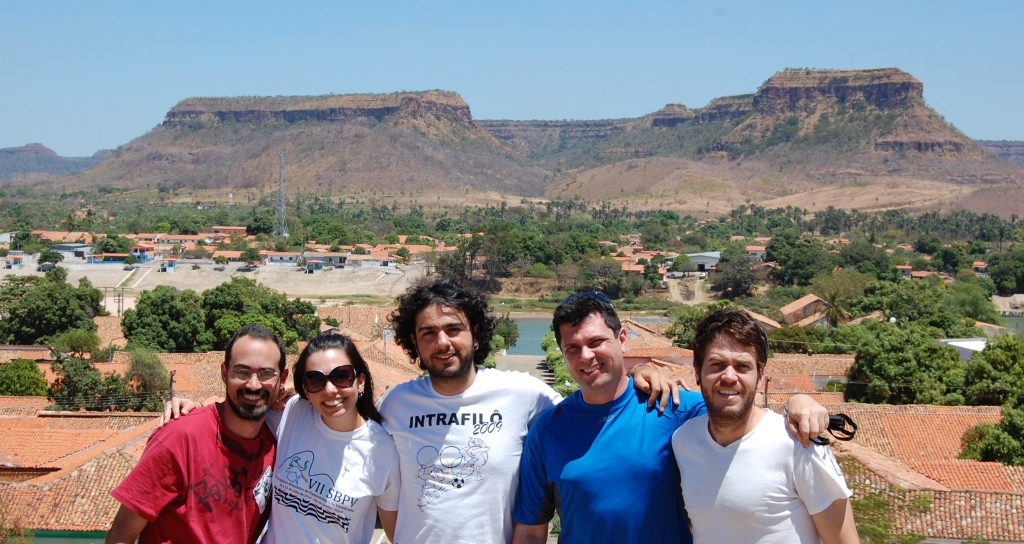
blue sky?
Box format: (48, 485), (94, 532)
(3, 1), (1022, 156)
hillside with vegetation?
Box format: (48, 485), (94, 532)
(480, 69), (1023, 214)
(12, 69), (1024, 217)
(0, 144), (111, 181)
(58, 91), (551, 197)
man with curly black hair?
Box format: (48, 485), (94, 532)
(380, 277), (677, 544)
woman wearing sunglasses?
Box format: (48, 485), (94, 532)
(259, 333), (400, 544)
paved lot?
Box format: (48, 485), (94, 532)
(495, 354), (553, 384)
(1, 261), (428, 315)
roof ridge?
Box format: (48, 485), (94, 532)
(27, 417), (160, 484)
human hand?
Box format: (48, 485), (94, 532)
(784, 394), (830, 448)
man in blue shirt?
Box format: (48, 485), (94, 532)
(512, 293), (829, 543)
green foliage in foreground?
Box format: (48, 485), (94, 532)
(958, 336), (1024, 466)
(0, 359), (47, 396)
(542, 331), (577, 397)
(0, 268), (105, 345)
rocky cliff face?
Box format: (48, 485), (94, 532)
(753, 68), (922, 115)
(164, 91), (474, 126)
(977, 140), (1024, 167)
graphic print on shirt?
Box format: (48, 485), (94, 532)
(274, 450), (360, 532)
(415, 437), (490, 510)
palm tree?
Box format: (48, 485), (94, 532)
(822, 290), (851, 331)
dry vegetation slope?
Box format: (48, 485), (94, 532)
(59, 91), (551, 197)
(487, 68), (1022, 215)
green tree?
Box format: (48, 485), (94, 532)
(913, 235), (942, 255)
(767, 231), (834, 286)
(960, 416), (1024, 466)
(247, 212), (276, 235)
(711, 255), (758, 298)
(436, 251), (467, 278)
(670, 255), (697, 273)
(212, 313), (298, 352)
(47, 358), (132, 412)
(845, 321), (966, 405)
(122, 286), (213, 352)
(667, 301), (738, 348)
(37, 250), (63, 264)
(527, 262), (557, 279)
(0, 271), (104, 345)
(52, 329), (101, 359)
(822, 290), (851, 329)
(240, 247), (262, 265)
(494, 313), (521, 350)
(200, 277), (319, 346)
(809, 269), (874, 302)
(94, 234), (132, 254)
(0, 359), (47, 396)
(125, 349), (171, 412)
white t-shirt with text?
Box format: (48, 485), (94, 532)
(379, 368), (561, 544)
(672, 409), (853, 544)
(263, 396), (400, 544)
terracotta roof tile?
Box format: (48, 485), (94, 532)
(623, 347), (694, 359)
(93, 316), (126, 349)
(765, 374), (819, 393)
(317, 306), (393, 341)
(0, 396), (50, 415)
(764, 354), (854, 376)
(620, 319), (674, 348)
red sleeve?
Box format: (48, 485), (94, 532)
(110, 427), (188, 522)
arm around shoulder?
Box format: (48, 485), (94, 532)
(810, 498), (859, 544)
(105, 504), (149, 544)
(512, 522), (550, 544)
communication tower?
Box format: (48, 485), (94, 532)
(276, 152), (289, 238)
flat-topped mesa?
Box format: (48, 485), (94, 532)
(164, 91), (473, 125)
(754, 68), (923, 115)
(650, 104), (694, 127)
(649, 94), (756, 128)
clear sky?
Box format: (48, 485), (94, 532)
(3, 1), (1022, 156)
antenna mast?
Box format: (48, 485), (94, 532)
(276, 152), (289, 238)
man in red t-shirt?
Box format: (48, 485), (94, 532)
(106, 324), (290, 544)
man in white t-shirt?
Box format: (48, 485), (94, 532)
(382, 277), (677, 544)
(672, 310), (859, 544)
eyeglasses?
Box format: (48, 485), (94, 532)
(304, 366), (358, 393)
(228, 368), (280, 383)
(561, 291), (613, 307)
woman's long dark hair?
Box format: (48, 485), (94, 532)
(293, 333), (383, 425)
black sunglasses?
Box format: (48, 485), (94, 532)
(562, 291), (613, 307)
(304, 366), (358, 393)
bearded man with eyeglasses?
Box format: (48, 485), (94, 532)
(106, 324), (288, 544)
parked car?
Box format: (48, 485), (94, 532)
(36, 263), (56, 272)
(213, 266), (226, 271)
(123, 265), (136, 271)
(237, 266), (255, 272)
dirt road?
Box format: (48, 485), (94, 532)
(667, 276), (709, 305)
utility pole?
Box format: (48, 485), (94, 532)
(276, 153), (289, 239)
(763, 376), (771, 409)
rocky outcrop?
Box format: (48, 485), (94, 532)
(694, 94), (755, 124)
(753, 68), (922, 115)
(164, 91), (474, 126)
(874, 139), (966, 153)
(977, 140), (1024, 167)
(650, 104), (694, 127)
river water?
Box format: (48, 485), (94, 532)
(508, 316), (670, 355)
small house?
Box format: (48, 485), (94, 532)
(779, 294), (829, 325)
